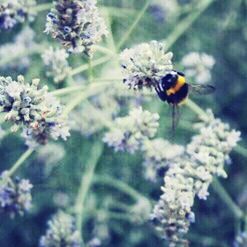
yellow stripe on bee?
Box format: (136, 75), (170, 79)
(166, 75), (186, 95)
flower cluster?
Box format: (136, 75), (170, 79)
(42, 47), (71, 83)
(181, 52), (215, 84)
(0, 26), (36, 70)
(130, 198), (152, 223)
(234, 232), (247, 247)
(150, 159), (195, 246)
(187, 109), (241, 199)
(120, 41), (173, 90)
(45, 0), (108, 55)
(0, 171), (33, 217)
(142, 138), (184, 182)
(39, 211), (81, 247)
(149, 0), (179, 23)
(151, 110), (240, 246)
(87, 238), (101, 247)
(103, 107), (159, 153)
(0, 0), (36, 30)
(0, 75), (70, 146)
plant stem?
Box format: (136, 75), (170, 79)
(116, 0), (151, 50)
(51, 78), (121, 96)
(7, 149), (34, 177)
(234, 145), (247, 159)
(31, 3), (53, 13)
(106, 211), (134, 222)
(62, 81), (114, 115)
(74, 142), (104, 241)
(101, 6), (137, 18)
(93, 175), (147, 203)
(69, 55), (114, 77)
(88, 58), (93, 82)
(212, 179), (243, 219)
(165, 0), (215, 50)
(94, 45), (115, 56)
(185, 98), (208, 118)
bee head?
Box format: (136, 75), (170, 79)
(161, 71), (178, 89)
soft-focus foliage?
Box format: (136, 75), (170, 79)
(0, 0), (246, 247)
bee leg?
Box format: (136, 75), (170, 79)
(154, 84), (167, 101)
(171, 104), (180, 141)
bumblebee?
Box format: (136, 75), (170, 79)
(154, 70), (215, 131)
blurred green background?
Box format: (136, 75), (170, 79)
(0, 0), (247, 246)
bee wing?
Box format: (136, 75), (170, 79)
(188, 83), (215, 95)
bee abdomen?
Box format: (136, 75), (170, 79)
(167, 83), (189, 105)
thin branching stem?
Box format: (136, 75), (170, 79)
(3, 148), (34, 180)
(74, 142), (104, 244)
(116, 0), (151, 50)
(212, 179), (243, 219)
(234, 145), (247, 159)
(50, 78), (121, 96)
(69, 55), (114, 76)
(93, 175), (148, 203)
(165, 0), (215, 49)
(62, 81), (115, 115)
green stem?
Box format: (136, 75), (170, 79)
(93, 175), (147, 203)
(88, 58), (93, 82)
(74, 142), (104, 243)
(101, 6), (137, 18)
(185, 98), (208, 118)
(62, 81), (115, 115)
(7, 149), (34, 177)
(212, 179), (243, 219)
(234, 145), (247, 159)
(93, 45), (115, 56)
(69, 55), (114, 77)
(51, 78), (121, 96)
(31, 3), (53, 13)
(106, 211), (134, 222)
(108, 200), (132, 212)
(165, 0), (215, 50)
(116, 0), (151, 50)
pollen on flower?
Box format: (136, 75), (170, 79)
(0, 75), (70, 146)
(120, 40), (173, 90)
(0, 0), (36, 30)
(45, 0), (108, 56)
